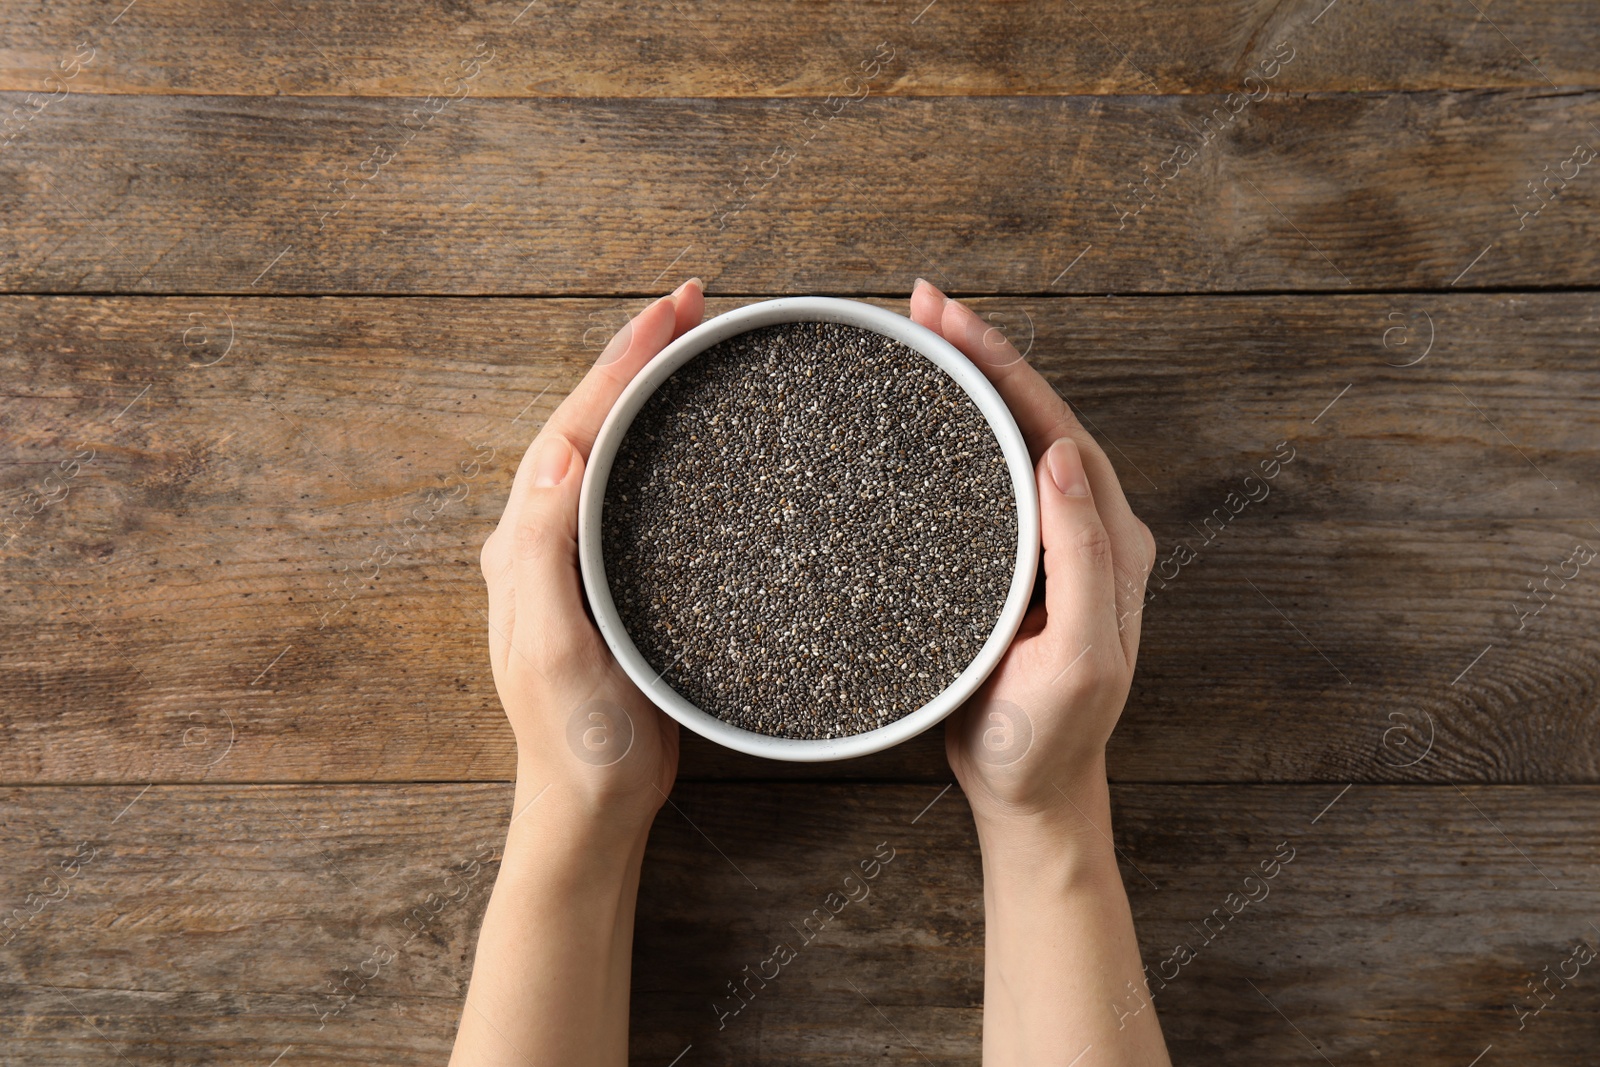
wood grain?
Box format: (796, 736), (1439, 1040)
(1, 783), (1595, 1065)
(1, 1), (1595, 98)
(4, 4), (1595, 1061)
(3, 294), (1596, 785)
(2, 91), (1597, 295)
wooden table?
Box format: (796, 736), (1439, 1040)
(3, 2), (1598, 1063)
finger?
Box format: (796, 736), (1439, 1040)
(912, 277), (1155, 660)
(913, 278), (1073, 459)
(544, 277), (703, 464)
(1017, 599), (1048, 638)
(671, 276), (706, 337)
(1112, 524), (1156, 668)
(480, 527), (515, 680)
(1037, 438), (1118, 662)
(909, 276), (946, 332)
(509, 432), (591, 677)
(500, 279), (703, 536)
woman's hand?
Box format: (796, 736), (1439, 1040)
(478, 278), (706, 846)
(910, 279), (1156, 831)
(452, 280), (706, 1067)
(912, 279), (1170, 1067)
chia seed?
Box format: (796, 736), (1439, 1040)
(601, 321), (1017, 740)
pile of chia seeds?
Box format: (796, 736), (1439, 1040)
(601, 321), (1017, 740)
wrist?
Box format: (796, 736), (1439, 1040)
(456, 774), (650, 1067)
(499, 773), (654, 894)
(971, 759), (1121, 891)
(967, 751), (1111, 836)
(510, 741), (662, 833)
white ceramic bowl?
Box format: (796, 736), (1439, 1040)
(577, 297), (1040, 762)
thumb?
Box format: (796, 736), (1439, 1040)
(1038, 438), (1117, 657)
(509, 431), (591, 675)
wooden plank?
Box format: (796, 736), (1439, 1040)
(1, 1), (1595, 98)
(1, 783), (1596, 1064)
(2, 91), (1597, 295)
(2, 294), (1597, 785)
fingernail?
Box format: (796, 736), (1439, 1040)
(532, 435), (574, 488)
(914, 277), (948, 308)
(1047, 439), (1089, 497)
(674, 277), (703, 297)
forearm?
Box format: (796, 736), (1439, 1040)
(976, 766), (1170, 1067)
(450, 775), (652, 1067)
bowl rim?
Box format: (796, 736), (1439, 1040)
(576, 296), (1041, 762)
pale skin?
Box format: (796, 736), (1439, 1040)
(451, 278), (1170, 1066)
